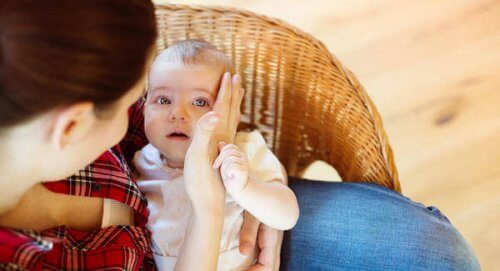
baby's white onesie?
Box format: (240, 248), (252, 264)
(133, 130), (286, 271)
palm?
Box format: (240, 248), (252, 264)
(183, 72), (243, 208)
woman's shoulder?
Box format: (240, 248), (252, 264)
(43, 147), (150, 225)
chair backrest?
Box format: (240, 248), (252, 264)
(155, 4), (400, 192)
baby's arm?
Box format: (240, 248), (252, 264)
(213, 143), (299, 231)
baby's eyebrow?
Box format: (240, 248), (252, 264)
(193, 88), (216, 98)
(150, 86), (171, 94)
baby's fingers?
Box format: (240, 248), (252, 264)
(221, 160), (248, 193)
(213, 144), (244, 168)
(221, 158), (246, 180)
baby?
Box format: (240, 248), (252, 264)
(134, 40), (299, 270)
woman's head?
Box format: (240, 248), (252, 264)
(0, 0), (156, 127)
(0, 0), (157, 208)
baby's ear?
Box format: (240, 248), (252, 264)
(50, 102), (96, 150)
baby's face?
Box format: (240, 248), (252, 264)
(144, 61), (221, 166)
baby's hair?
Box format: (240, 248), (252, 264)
(153, 39), (234, 75)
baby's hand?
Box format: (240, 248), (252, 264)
(213, 142), (249, 195)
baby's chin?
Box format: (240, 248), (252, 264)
(157, 148), (186, 167)
(160, 154), (185, 169)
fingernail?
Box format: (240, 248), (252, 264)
(208, 114), (219, 124)
(234, 74), (241, 82)
(240, 242), (251, 254)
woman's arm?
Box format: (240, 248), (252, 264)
(175, 201), (225, 270)
(176, 73), (244, 270)
(176, 115), (225, 270)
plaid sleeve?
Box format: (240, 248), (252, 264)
(0, 228), (55, 270)
(0, 225), (158, 270)
(120, 97), (149, 166)
(41, 225), (155, 270)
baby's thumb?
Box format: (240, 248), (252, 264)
(191, 112), (219, 148)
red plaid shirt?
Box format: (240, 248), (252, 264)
(0, 100), (157, 270)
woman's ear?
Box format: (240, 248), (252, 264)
(50, 102), (96, 150)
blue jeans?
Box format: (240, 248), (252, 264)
(281, 178), (480, 270)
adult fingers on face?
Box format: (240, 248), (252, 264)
(239, 211), (260, 255)
(229, 74), (241, 129)
(236, 88), (244, 122)
(213, 72), (232, 115)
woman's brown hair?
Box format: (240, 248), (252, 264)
(0, 0), (157, 127)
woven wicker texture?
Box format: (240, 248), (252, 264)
(155, 4), (401, 192)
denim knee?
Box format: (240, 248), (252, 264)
(281, 178), (480, 271)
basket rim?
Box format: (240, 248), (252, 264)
(155, 3), (400, 192)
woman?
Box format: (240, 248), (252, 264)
(0, 1), (274, 270)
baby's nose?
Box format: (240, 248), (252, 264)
(169, 106), (188, 121)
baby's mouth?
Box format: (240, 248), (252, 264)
(167, 132), (190, 141)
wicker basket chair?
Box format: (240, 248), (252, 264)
(154, 4), (401, 192)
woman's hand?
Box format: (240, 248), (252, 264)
(183, 72), (243, 210)
(240, 211), (283, 271)
(177, 112), (226, 271)
(177, 73), (245, 270)
(184, 112), (225, 211)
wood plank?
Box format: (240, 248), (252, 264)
(387, 75), (500, 173)
(155, 1), (500, 269)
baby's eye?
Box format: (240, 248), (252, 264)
(193, 98), (209, 107)
(157, 97), (171, 105)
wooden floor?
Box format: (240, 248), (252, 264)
(162, 0), (500, 269)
